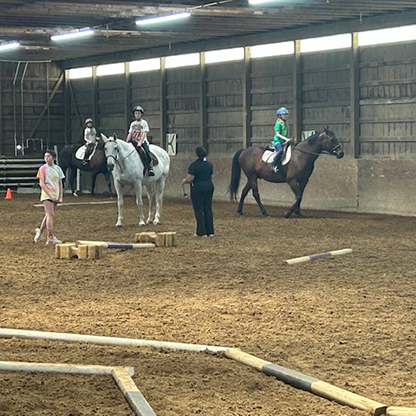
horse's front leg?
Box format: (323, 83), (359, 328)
(135, 183), (146, 227)
(104, 170), (113, 197)
(114, 181), (124, 227)
(144, 183), (155, 224)
(285, 178), (303, 219)
(70, 167), (77, 197)
(153, 177), (166, 225)
(91, 172), (97, 197)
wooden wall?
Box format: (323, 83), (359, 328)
(0, 61), (65, 155)
(359, 42), (416, 157)
(1, 37), (415, 158)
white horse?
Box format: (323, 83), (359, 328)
(101, 133), (170, 227)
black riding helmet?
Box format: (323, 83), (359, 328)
(132, 106), (144, 115)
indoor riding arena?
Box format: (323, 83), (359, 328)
(1, 2), (416, 416)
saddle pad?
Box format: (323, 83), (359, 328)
(261, 146), (291, 166)
(75, 145), (97, 161)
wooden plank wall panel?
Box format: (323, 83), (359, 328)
(301, 50), (351, 155)
(250, 55), (293, 147)
(166, 66), (200, 153)
(207, 61), (243, 153)
(71, 79), (93, 145)
(0, 62), (65, 155)
(131, 71), (161, 145)
(359, 42), (416, 157)
(97, 74), (125, 139)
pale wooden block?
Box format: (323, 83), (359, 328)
(134, 232), (157, 244)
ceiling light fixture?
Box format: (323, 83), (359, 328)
(248, 0), (277, 4)
(136, 11), (191, 26)
(0, 41), (20, 52)
(51, 28), (94, 41)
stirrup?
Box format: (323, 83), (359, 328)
(147, 167), (155, 176)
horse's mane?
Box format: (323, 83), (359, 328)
(305, 132), (320, 145)
(302, 128), (334, 145)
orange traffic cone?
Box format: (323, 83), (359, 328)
(4, 188), (12, 200)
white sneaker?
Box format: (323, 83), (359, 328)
(34, 228), (42, 243)
(46, 236), (62, 245)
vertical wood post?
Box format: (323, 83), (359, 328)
(64, 69), (70, 145)
(160, 57), (167, 149)
(0, 62), (3, 154)
(350, 32), (360, 159)
(200, 52), (208, 150)
(92, 66), (98, 130)
(243, 46), (252, 149)
(124, 62), (131, 137)
(293, 40), (302, 143)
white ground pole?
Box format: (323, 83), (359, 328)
(0, 328), (230, 353)
(1, 329), (399, 415)
(285, 248), (353, 265)
(33, 200), (117, 207)
(0, 361), (156, 416)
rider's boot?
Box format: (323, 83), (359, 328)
(147, 161), (155, 177)
(271, 152), (282, 173)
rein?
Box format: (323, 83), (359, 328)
(106, 139), (136, 164)
(294, 143), (341, 156)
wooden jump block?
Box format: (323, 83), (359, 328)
(135, 232), (176, 247)
(55, 243), (103, 260)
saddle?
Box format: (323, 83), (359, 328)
(262, 144), (292, 166)
(75, 144), (97, 161)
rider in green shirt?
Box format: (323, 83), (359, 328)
(271, 107), (291, 173)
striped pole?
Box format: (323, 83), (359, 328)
(77, 240), (155, 249)
(285, 248), (352, 265)
(224, 349), (387, 416)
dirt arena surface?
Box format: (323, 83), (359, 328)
(1, 193), (416, 416)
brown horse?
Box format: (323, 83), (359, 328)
(59, 142), (113, 197)
(229, 128), (344, 218)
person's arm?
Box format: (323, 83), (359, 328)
(182, 173), (195, 185)
(126, 132), (132, 142)
(39, 178), (56, 201)
(137, 131), (147, 146)
(84, 129), (90, 144)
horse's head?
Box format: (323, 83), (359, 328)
(102, 133), (119, 171)
(318, 127), (344, 159)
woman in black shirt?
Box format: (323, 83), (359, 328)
(182, 146), (214, 237)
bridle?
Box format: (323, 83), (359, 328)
(105, 138), (136, 164)
(294, 133), (342, 156)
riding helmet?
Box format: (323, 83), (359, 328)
(85, 118), (93, 124)
(132, 106), (144, 115)
(276, 107), (289, 116)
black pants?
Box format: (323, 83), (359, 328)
(141, 141), (152, 165)
(191, 189), (214, 236)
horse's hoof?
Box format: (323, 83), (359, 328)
(139, 222), (145, 227)
(115, 224), (122, 228)
(262, 212), (269, 217)
(238, 212), (244, 217)
(73, 192), (78, 197)
(295, 213), (305, 218)
(284, 211), (291, 218)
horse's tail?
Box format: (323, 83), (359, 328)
(228, 149), (244, 202)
